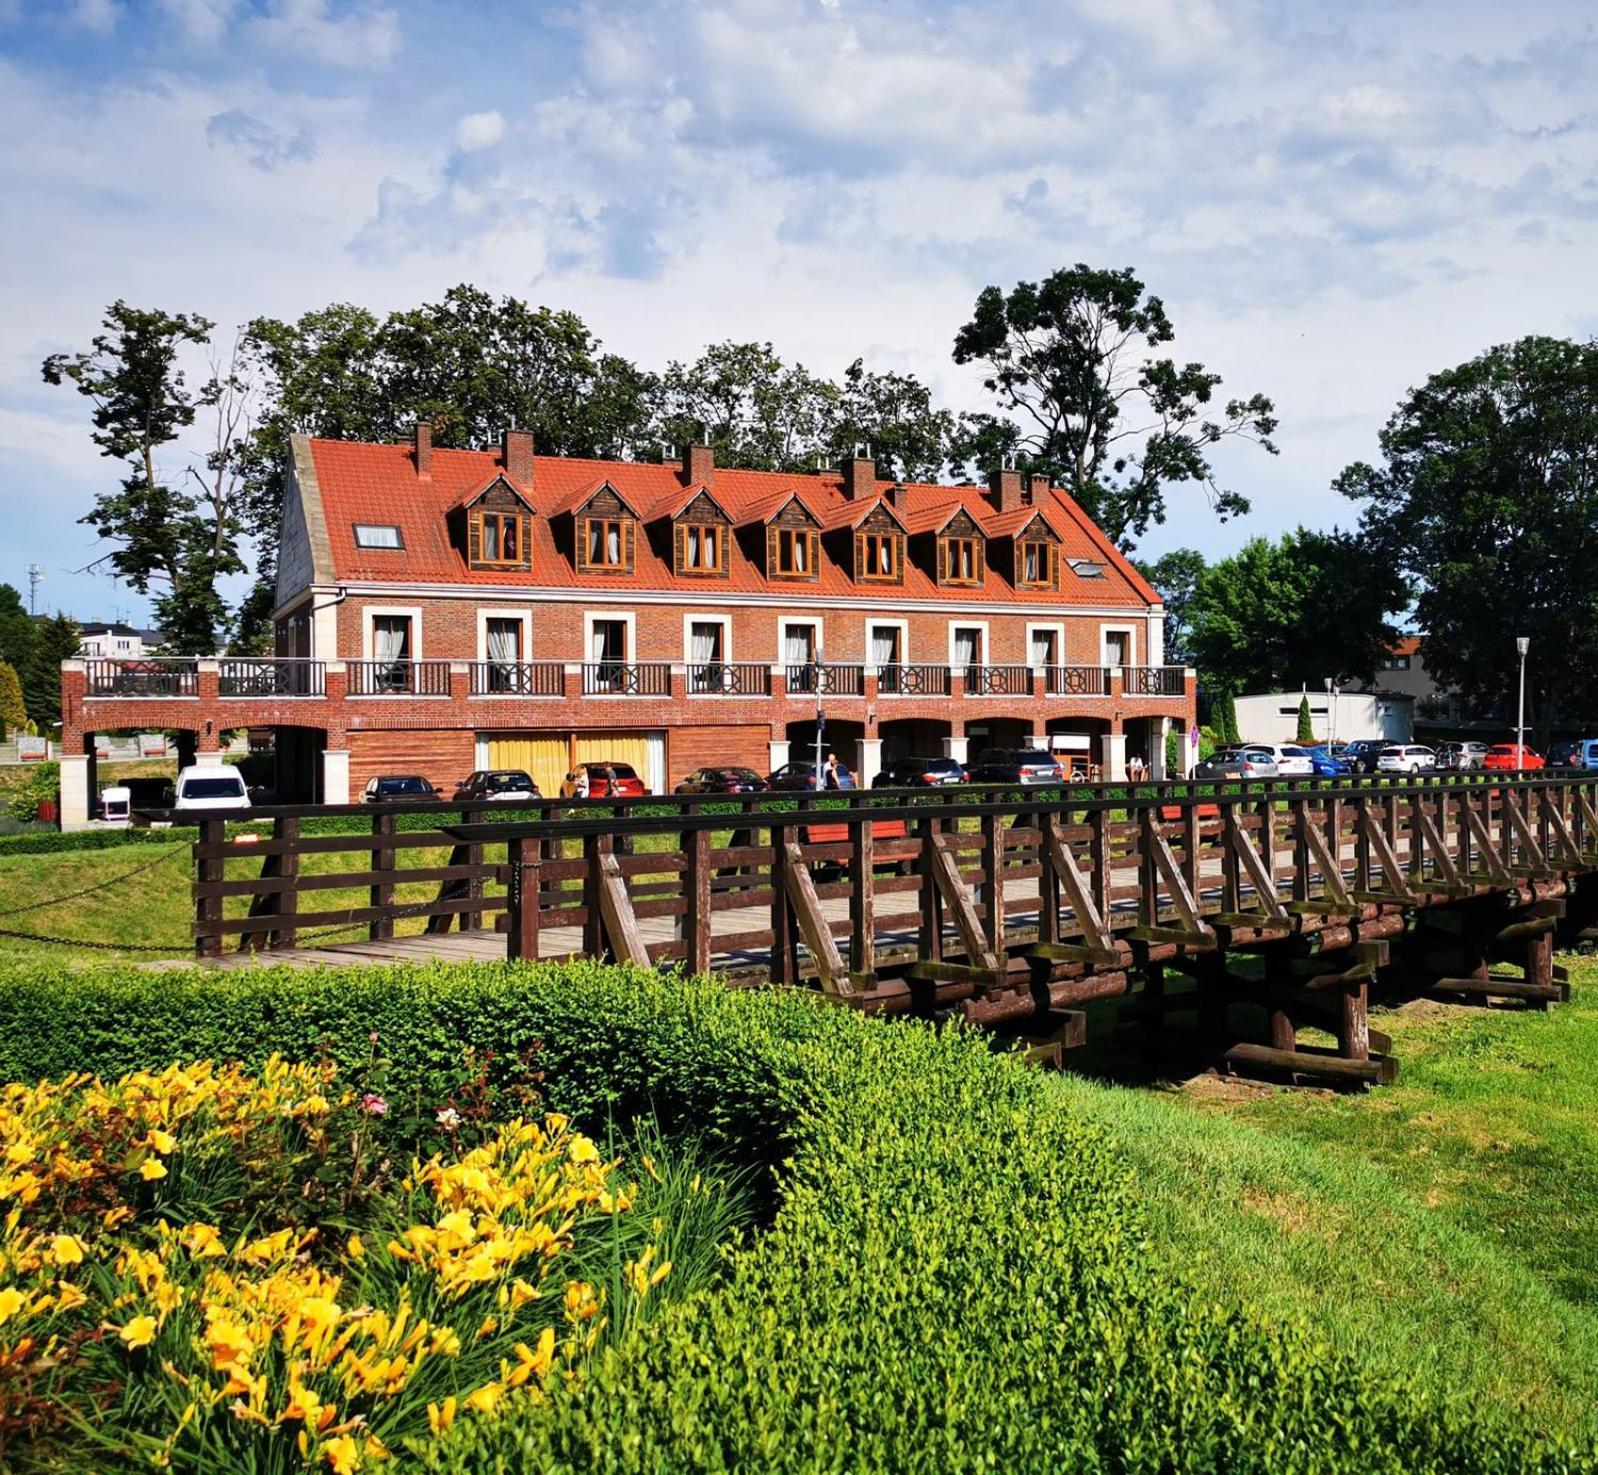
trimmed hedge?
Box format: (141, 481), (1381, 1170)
(1, 962), (1592, 1472)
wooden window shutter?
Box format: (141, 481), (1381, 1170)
(468, 513), (481, 566)
(624, 519), (635, 572)
(766, 526), (778, 577)
(854, 530), (864, 579)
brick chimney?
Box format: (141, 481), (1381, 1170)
(502, 428), (534, 488)
(414, 420), (432, 478)
(680, 442), (715, 487)
(988, 465), (1024, 513)
(840, 451), (877, 501)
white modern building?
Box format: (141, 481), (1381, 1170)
(77, 621), (164, 659)
(1233, 688), (1414, 748)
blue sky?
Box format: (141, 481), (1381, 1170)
(1, 0), (1595, 624)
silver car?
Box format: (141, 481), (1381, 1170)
(1376, 744), (1436, 774)
(1194, 746), (1279, 780)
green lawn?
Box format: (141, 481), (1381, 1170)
(1054, 964), (1598, 1437)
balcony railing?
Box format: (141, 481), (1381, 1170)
(84, 658), (198, 698)
(876, 663), (952, 696)
(1122, 665), (1187, 696)
(964, 664), (1031, 696)
(785, 663), (864, 697)
(471, 661), (564, 697)
(219, 658), (326, 697)
(688, 662), (772, 696)
(1047, 664), (1112, 697)
(583, 662), (672, 697)
(347, 660), (453, 696)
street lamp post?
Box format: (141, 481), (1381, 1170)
(1516, 636), (1530, 767)
(1323, 677), (1339, 747)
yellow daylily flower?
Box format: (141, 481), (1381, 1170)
(139, 1159), (168, 1182)
(119, 1314), (157, 1350)
(50, 1233), (86, 1267)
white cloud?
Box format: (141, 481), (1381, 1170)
(158, 0), (238, 46)
(454, 109), (505, 152)
(248, 0), (400, 69)
(70, 0), (118, 32)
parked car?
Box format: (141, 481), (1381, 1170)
(1275, 745), (1316, 778)
(453, 769), (541, 802)
(1481, 743), (1544, 772)
(561, 762), (648, 799)
(872, 755), (968, 788)
(1303, 745), (1352, 777)
(1341, 739), (1387, 774)
(1547, 740), (1581, 769)
(1576, 739), (1598, 770)
(964, 748), (1065, 785)
(1436, 740), (1490, 771)
(172, 764), (251, 813)
(362, 774), (439, 803)
(1376, 744), (1436, 774)
(767, 759), (857, 791)
(1193, 746), (1278, 780)
(674, 766), (770, 795)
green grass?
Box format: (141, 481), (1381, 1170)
(1048, 962), (1598, 1438)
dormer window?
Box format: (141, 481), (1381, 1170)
(856, 530), (901, 582)
(474, 509), (525, 567)
(940, 535), (983, 586)
(773, 527), (817, 577)
(1017, 538), (1058, 589)
(676, 522), (725, 575)
(582, 517), (628, 570)
(570, 484), (637, 575)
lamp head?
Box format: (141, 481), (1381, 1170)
(1516, 636), (1530, 656)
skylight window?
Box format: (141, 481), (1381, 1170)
(1068, 558), (1104, 579)
(354, 524), (404, 550)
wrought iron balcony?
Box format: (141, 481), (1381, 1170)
(785, 663), (864, 696)
(84, 658), (198, 698)
(875, 663), (952, 696)
(1047, 664), (1112, 697)
(347, 660), (452, 696)
(1122, 665), (1188, 696)
(582, 662), (673, 696)
(688, 662), (772, 696)
(471, 661), (565, 696)
(218, 659), (326, 697)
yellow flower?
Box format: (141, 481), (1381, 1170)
(346, 1234), (365, 1262)
(322, 1433), (360, 1474)
(463, 1380), (503, 1416)
(139, 1158), (168, 1182)
(0, 1286), (23, 1325)
(148, 1128), (177, 1154)
(180, 1223), (225, 1260)
(50, 1233), (86, 1267)
(426, 1395), (456, 1435)
(564, 1281), (599, 1323)
(120, 1314), (157, 1350)
(56, 1281), (88, 1312)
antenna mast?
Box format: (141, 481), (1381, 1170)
(26, 564), (42, 616)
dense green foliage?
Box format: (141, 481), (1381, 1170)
(6, 761), (60, 822)
(0, 585), (78, 730)
(950, 264), (1277, 545)
(1186, 528), (1405, 696)
(1338, 334), (1598, 747)
(0, 961), (1590, 1472)
(1296, 693), (1315, 743)
(1136, 546), (1206, 665)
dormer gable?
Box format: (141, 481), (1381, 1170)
(999, 508), (1061, 589)
(742, 491), (822, 582)
(454, 475), (535, 571)
(561, 480), (641, 576)
(834, 497), (906, 585)
(664, 487), (732, 578)
(931, 506), (986, 587)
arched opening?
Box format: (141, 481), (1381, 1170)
(879, 718), (952, 764)
(272, 726), (329, 804)
(785, 718), (865, 782)
(1045, 716), (1111, 779)
(963, 716), (1033, 758)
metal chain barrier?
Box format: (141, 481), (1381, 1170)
(0, 842), (192, 918)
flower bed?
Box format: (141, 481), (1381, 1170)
(0, 1054), (672, 1472)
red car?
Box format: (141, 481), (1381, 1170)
(562, 761), (648, 798)
(1481, 743), (1544, 772)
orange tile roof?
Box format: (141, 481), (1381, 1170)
(307, 438), (1157, 608)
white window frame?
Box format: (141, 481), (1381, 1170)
(865, 617), (908, 669)
(683, 612), (732, 665)
(948, 620), (989, 668)
(1099, 622), (1137, 670)
(362, 604), (423, 661)
(476, 607), (533, 664)
(1025, 621), (1065, 673)
(777, 616), (824, 664)
(583, 609), (636, 664)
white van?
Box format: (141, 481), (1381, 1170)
(172, 764), (251, 813)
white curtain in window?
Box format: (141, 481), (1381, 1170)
(684, 528), (701, 568)
(483, 518), (500, 561)
(954, 628), (980, 668)
(374, 617), (408, 663)
(1030, 631), (1055, 668)
(790, 532), (807, 572)
(691, 622), (720, 664)
(784, 625), (814, 666)
(487, 620), (520, 664)
(607, 523), (621, 563)
(588, 523), (603, 564)
(871, 626), (899, 667)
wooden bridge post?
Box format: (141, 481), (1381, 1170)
(770, 817), (796, 985)
(369, 811), (396, 941)
(1090, 808), (1113, 922)
(1339, 980), (1371, 1063)
(507, 835), (540, 962)
(981, 812), (1006, 960)
(1220, 800), (1242, 913)
(849, 816), (876, 980)
(685, 820), (712, 976)
(1354, 795), (1373, 894)
(1265, 947), (1295, 1051)
(582, 833), (605, 958)
(195, 816), (225, 958)
(917, 813), (943, 965)
(1182, 798), (1202, 902)
(1036, 801), (1060, 948)
(273, 815), (299, 950)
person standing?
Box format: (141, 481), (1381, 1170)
(823, 752), (841, 790)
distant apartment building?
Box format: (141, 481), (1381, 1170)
(57, 428), (1196, 821)
(77, 621), (163, 660)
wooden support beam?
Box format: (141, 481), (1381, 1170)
(1296, 804), (1352, 909)
(917, 815), (943, 967)
(1412, 801), (1465, 892)
(1043, 815), (1115, 955)
(507, 836), (540, 962)
(930, 831), (999, 974)
(1356, 803), (1417, 904)
(369, 811), (396, 942)
(596, 848), (649, 967)
(981, 812), (1007, 961)
(1461, 800), (1512, 885)
(782, 840), (853, 998)
(1539, 790), (1586, 869)
(1225, 806), (1288, 920)
(1222, 1041), (1397, 1086)
(1502, 791), (1552, 878)
(1141, 810), (1212, 939)
(1433, 976), (1563, 1005)
(848, 818), (876, 983)
(685, 826), (712, 976)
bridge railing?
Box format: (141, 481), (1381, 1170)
(179, 771), (1596, 973)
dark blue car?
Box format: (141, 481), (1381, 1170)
(1304, 745), (1352, 777)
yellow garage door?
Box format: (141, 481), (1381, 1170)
(487, 735), (569, 802)
(572, 732), (654, 785)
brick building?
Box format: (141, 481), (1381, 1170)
(58, 428), (1194, 820)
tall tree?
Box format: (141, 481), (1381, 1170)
(1185, 529), (1404, 697)
(42, 303), (249, 653)
(1133, 547), (1206, 665)
(0, 661), (26, 733)
(22, 614), (81, 730)
(827, 358), (956, 482)
(1338, 336), (1598, 746)
(950, 265), (1278, 547)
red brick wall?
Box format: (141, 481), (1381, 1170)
(334, 593), (1142, 667)
(667, 724), (772, 784)
(348, 728), (476, 795)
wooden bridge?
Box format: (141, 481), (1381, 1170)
(185, 773), (1598, 1087)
